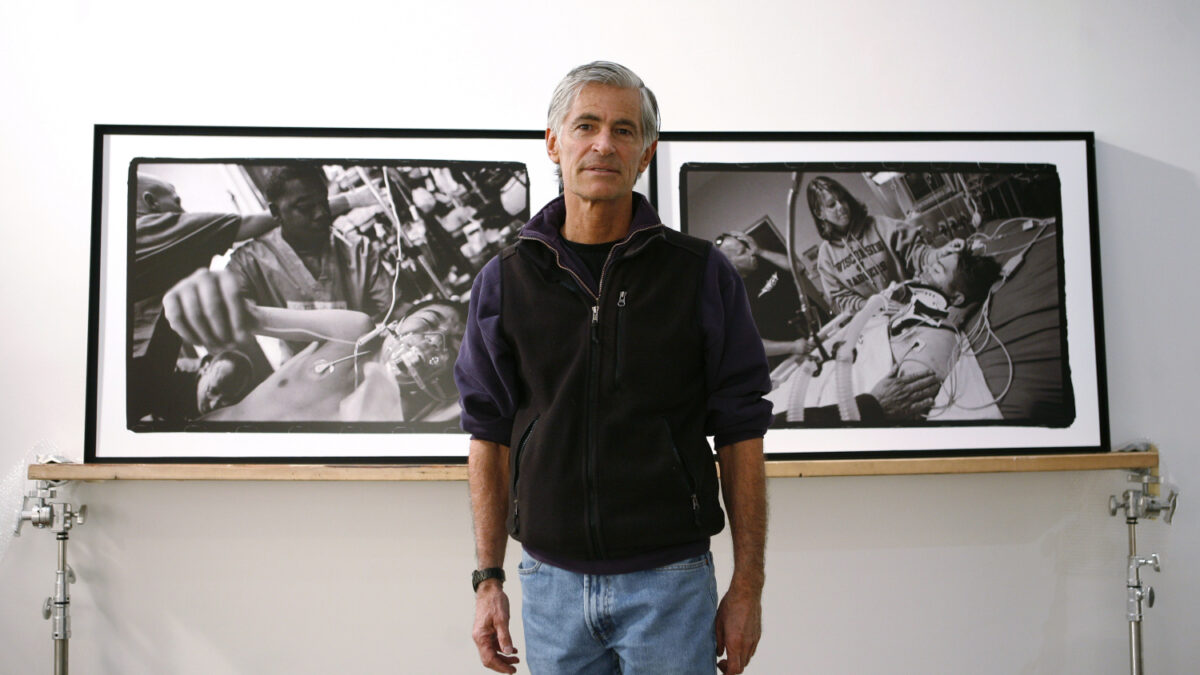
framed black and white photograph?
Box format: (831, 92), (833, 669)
(87, 125), (567, 463)
(657, 132), (1108, 457)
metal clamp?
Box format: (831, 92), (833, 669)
(1126, 554), (1160, 622)
(1109, 460), (1179, 675)
(12, 472), (86, 675)
(14, 480), (87, 537)
(1108, 471), (1179, 523)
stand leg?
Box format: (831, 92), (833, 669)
(54, 532), (69, 675)
(1130, 621), (1142, 675)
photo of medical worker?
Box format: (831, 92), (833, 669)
(128, 159), (529, 432)
(683, 165), (1075, 428)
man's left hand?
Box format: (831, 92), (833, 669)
(870, 366), (939, 420)
(715, 583), (762, 674)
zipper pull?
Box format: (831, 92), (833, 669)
(691, 494), (701, 526)
(617, 291), (627, 307)
(591, 305), (600, 343)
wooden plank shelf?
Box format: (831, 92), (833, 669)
(28, 451), (1157, 482)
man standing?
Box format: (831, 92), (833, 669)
(455, 62), (772, 674)
(225, 164), (396, 357)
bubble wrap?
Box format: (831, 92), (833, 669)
(0, 441), (60, 564)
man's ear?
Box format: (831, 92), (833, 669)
(142, 191), (157, 210)
(638, 140), (658, 174)
(950, 291), (966, 307)
(545, 128), (559, 164)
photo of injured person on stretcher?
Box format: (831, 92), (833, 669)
(127, 158), (529, 433)
(684, 164), (1076, 429)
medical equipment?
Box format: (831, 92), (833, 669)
(786, 172), (832, 368)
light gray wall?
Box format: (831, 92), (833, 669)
(2, 1), (1196, 673)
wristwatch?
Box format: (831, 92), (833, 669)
(472, 567), (505, 592)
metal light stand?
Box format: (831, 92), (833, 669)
(14, 478), (87, 675)
(1108, 469), (1178, 675)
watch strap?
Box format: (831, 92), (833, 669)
(472, 567), (505, 592)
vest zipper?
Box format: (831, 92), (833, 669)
(614, 291), (627, 387)
(585, 315), (604, 558)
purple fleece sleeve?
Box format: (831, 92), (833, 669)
(700, 249), (773, 448)
(453, 256), (518, 445)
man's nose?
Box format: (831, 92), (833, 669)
(592, 129), (616, 154)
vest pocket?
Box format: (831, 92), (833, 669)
(510, 415), (539, 535)
(663, 420), (702, 528)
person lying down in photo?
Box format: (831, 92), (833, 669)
(162, 268), (466, 424)
(767, 240), (1003, 424)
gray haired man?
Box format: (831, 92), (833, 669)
(457, 61), (771, 674)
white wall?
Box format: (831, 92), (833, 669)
(1, 1), (1196, 673)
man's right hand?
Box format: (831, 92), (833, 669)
(162, 269), (255, 350)
(472, 581), (519, 673)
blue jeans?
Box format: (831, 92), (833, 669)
(518, 549), (719, 674)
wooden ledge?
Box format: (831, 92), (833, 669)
(28, 451), (1157, 482)
(765, 451), (1157, 477)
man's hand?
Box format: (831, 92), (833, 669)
(472, 581), (519, 673)
(715, 583), (762, 674)
(715, 438), (766, 674)
(468, 440), (513, 672)
(162, 269), (255, 350)
(869, 366), (940, 419)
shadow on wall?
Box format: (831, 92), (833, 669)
(1093, 142), (1200, 443)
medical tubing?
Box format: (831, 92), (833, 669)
(786, 360), (817, 422)
(836, 294), (886, 421)
(354, 166), (412, 386)
(786, 172), (828, 360)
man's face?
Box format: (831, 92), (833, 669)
(196, 353), (252, 414)
(547, 84), (656, 204)
(142, 180), (184, 214)
(717, 236), (756, 276)
(916, 242), (965, 303)
(272, 178), (333, 248)
(385, 304), (464, 388)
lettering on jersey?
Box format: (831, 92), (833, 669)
(844, 262), (890, 288)
(833, 239), (888, 273)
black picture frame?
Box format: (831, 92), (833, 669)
(87, 125), (569, 463)
(656, 132), (1109, 458)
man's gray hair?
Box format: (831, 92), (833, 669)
(547, 61), (660, 152)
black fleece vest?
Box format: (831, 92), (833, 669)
(499, 227), (726, 561)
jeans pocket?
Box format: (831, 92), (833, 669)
(517, 555), (542, 576)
